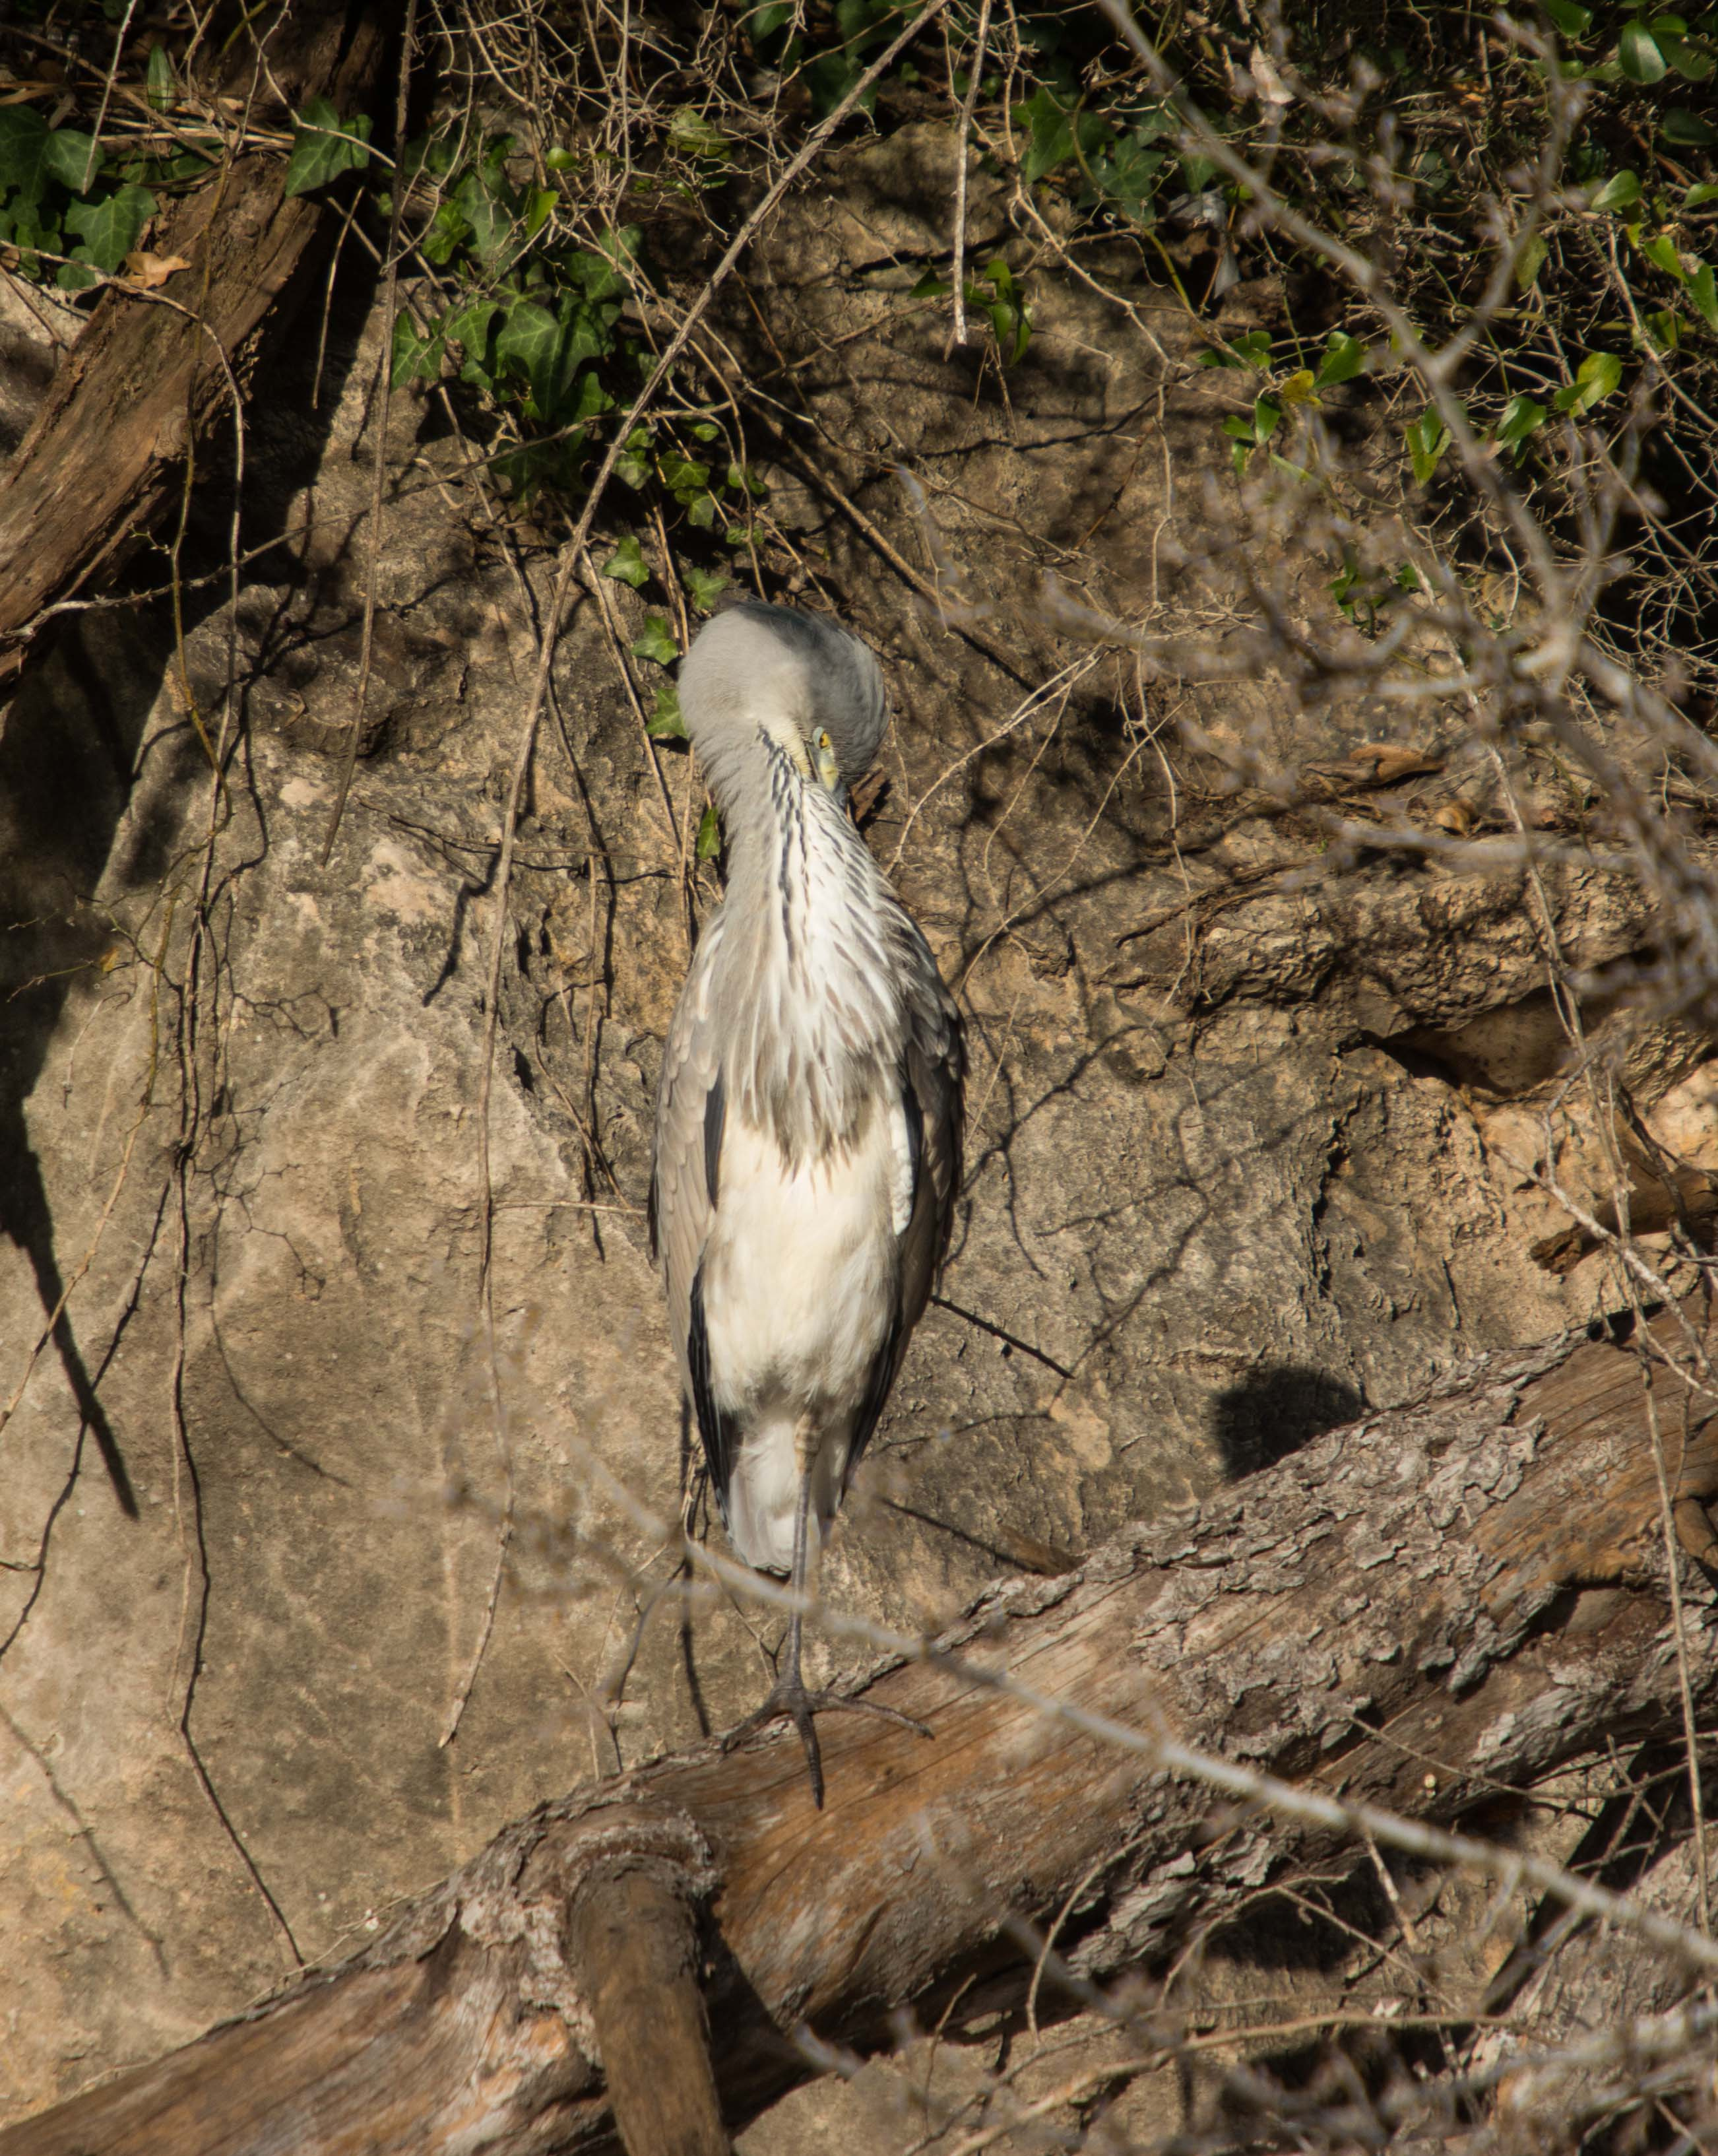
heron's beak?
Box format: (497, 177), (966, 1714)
(813, 734), (847, 812)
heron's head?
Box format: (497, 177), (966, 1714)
(678, 602), (889, 805)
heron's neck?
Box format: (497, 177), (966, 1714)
(704, 726), (901, 1158)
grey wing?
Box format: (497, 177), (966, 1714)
(649, 915), (736, 1505)
(844, 940), (965, 1483)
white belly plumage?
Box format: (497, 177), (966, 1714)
(699, 1106), (901, 1573)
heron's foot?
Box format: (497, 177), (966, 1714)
(723, 1678), (932, 1808)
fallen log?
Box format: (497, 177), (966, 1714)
(8, 1306), (1718, 2156)
(0, 3), (388, 688)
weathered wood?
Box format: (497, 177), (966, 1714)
(8, 1308), (1717, 2154)
(568, 1854), (732, 2156)
(0, 5), (387, 686)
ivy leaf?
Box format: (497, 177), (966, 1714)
(389, 309), (445, 387)
(616, 425), (654, 490)
(647, 684), (687, 738)
(1591, 170), (1642, 211)
(453, 152), (520, 267)
(658, 451), (713, 504)
(1687, 182), (1718, 207)
(1405, 408), (1450, 485)
(684, 566), (728, 612)
(1543, 0), (1591, 31)
(1315, 332), (1366, 387)
(1252, 395), (1282, 441)
(1554, 348), (1624, 413)
(285, 97), (372, 195)
(0, 108), (53, 203)
(695, 804), (722, 861)
(1015, 86), (1104, 185)
(62, 185), (156, 275)
(43, 129), (100, 196)
(602, 535), (651, 589)
(632, 614), (680, 667)
(443, 296), (498, 360)
(1663, 107), (1716, 143)
(1618, 22), (1668, 79)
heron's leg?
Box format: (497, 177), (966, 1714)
(724, 1448), (932, 1810)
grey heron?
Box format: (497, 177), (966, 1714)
(649, 601), (965, 1805)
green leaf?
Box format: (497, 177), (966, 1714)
(1315, 332), (1367, 387)
(658, 451), (713, 503)
(1554, 348), (1624, 412)
(1661, 36), (1715, 78)
(146, 42), (175, 113)
(1618, 21), (1668, 78)
(453, 153), (521, 267)
(1090, 125), (1165, 221)
(1638, 229), (1687, 278)
(1405, 408), (1449, 485)
(1690, 262), (1718, 328)
(1495, 393), (1548, 447)
(632, 614), (680, 667)
(0, 108), (52, 205)
(1013, 84), (1111, 187)
(686, 492), (718, 530)
(684, 566), (728, 612)
(1687, 182), (1718, 207)
(284, 97), (373, 195)
(444, 296), (498, 358)
(1543, 0), (1591, 32)
(420, 200), (470, 267)
(1591, 169), (1642, 211)
(1516, 232), (1549, 290)
(1221, 414), (1256, 441)
(389, 308), (444, 386)
(1643, 306), (1683, 348)
(603, 535), (651, 589)
(910, 270), (951, 299)
(668, 105), (730, 159)
(44, 129), (100, 196)
(1662, 107), (1717, 143)
(695, 804), (722, 861)
(63, 185), (155, 273)
(1252, 395), (1282, 441)
(647, 684), (687, 738)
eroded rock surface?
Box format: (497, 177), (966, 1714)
(0, 127), (1682, 2132)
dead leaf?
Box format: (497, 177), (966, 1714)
(1431, 797), (1477, 835)
(121, 251), (191, 290)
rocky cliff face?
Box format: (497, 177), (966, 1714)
(0, 130), (1691, 2133)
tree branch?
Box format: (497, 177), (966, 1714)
(0, 3), (389, 688)
(10, 1307), (1718, 2154)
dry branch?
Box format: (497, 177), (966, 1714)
(0, 5), (388, 688)
(9, 1307), (1718, 2155)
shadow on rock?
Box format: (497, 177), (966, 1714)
(1210, 1365), (1364, 1480)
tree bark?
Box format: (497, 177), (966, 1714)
(0, 4), (388, 688)
(9, 1307), (1718, 2155)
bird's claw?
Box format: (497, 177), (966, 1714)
(722, 1680), (932, 1808)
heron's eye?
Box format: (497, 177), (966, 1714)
(811, 729), (843, 797)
